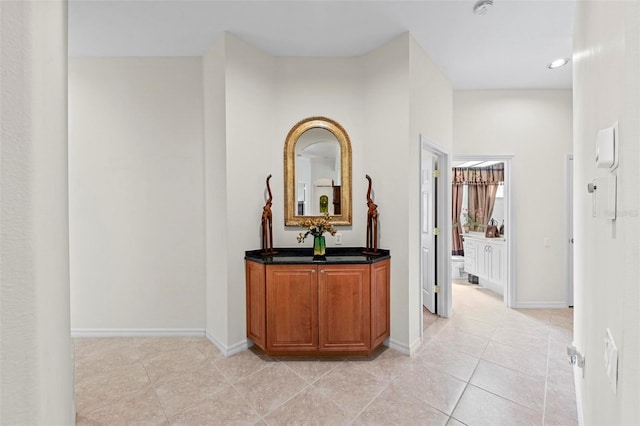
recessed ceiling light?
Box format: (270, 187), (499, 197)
(547, 58), (570, 69)
(473, 0), (493, 15)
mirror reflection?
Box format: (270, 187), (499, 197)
(295, 128), (341, 216)
(284, 116), (352, 226)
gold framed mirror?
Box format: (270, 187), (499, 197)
(284, 116), (352, 226)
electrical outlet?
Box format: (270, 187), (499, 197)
(604, 328), (618, 394)
(335, 232), (342, 245)
(544, 237), (551, 247)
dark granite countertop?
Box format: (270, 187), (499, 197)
(245, 247), (390, 264)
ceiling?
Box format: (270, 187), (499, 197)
(68, 0), (575, 90)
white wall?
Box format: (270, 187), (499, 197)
(363, 34), (412, 351)
(203, 36), (229, 345)
(0, 1), (73, 423)
(69, 57), (206, 331)
(273, 56), (366, 248)
(453, 90), (572, 306)
(409, 36), (454, 345)
(202, 33), (452, 354)
(573, 1), (640, 424)
(360, 34), (453, 353)
(222, 35), (276, 350)
(67, 33), (452, 355)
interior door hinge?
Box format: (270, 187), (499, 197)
(434, 284), (440, 294)
(433, 170), (440, 178)
(433, 227), (441, 236)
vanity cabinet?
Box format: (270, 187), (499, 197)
(463, 235), (505, 295)
(245, 248), (390, 356)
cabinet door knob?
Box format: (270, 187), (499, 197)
(311, 269), (316, 273)
(320, 270), (325, 273)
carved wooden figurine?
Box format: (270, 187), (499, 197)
(364, 174), (380, 255)
(261, 174), (277, 255)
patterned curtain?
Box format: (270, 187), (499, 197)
(452, 163), (504, 232)
(451, 183), (464, 256)
(451, 169), (466, 255)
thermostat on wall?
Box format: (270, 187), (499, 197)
(596, 121), (619, 170)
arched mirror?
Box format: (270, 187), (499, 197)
(284, 117), (352, 226)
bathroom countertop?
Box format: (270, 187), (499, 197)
(462, 232), (506, 242)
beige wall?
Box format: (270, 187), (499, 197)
(363, 34), (413, 350)
(68, 33), (453, 354)
(218, 36), (277, 350)
(203, 36), (230, 345)
(409, 35), (454, 346)
(200, 33), (452, 353)
(573, 1), (640, 424)
(69, 57), (206, 331)
(453, 90), (573, 306)
(0, 1), (73, 423)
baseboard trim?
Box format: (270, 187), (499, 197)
(71, 328), (206, 338)
(388, 338), (412, 355)
(205, 331), (249, 357)
(513, 301), (568, 309)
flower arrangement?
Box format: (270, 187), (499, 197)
(296, 213), (337, 243)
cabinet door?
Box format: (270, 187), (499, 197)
(266, 265), (318, 352)
(371, 260), (390, 348)
(246, 261), (266, 350)
(463, 240), (476, 274)
(318, 264), (371, 352)
(488, 243), (504, 283)
(476, 244), (488, 279)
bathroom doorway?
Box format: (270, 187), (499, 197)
(452, 156), (515, 307)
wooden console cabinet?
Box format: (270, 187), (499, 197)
(245, 248), (390, 356)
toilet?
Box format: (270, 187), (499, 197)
(452, 255), (465, 279)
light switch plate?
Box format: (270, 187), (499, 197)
(604, 328), (618, 394)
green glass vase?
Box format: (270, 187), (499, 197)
(313, 235), (326, 260)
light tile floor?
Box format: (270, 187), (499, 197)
(75, 282), (578, 425)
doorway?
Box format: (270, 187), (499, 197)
(419, 136), (451, 333)
(452, 156), (515, 307)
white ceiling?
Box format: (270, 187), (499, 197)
(68, 0), (575, 90)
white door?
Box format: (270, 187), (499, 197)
(421, 148), (437, 313)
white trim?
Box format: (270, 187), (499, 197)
(574, 361), (584, 426)
(453, 155), (515, 308)
(566, 155), (574, 307)
(206, 331), (249, 357)
(512, 301), (568, 309)
(420, 136), (452, 320)
(71, 328), (205, 338)
(409, 337), (423, 356)
(388, 338), (412, 355)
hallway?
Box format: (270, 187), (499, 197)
(75, 282), (577, 425)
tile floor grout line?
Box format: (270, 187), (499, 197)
(74, 285), (576, 425)
(541, 325), (553, 425)
(347, 374), (395, 424)
(447, 346), (485, 421)
(139, 356), (172, 424)
(260, 381), (316, 425)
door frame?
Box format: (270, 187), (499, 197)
(566, 155), (574, 307)
(453, 155), (516, 308)
(419, 136), (452, 323)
